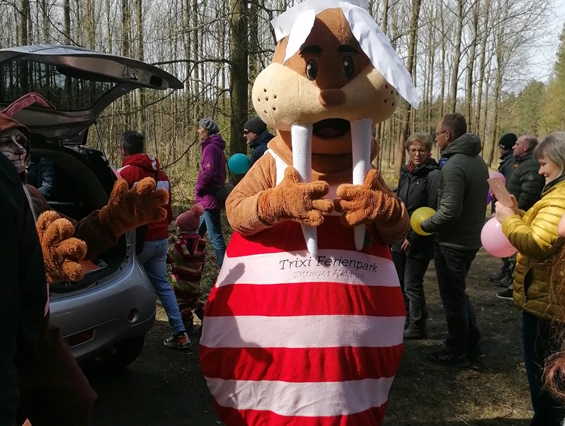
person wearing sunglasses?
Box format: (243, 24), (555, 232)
(243, 117), (274, 168)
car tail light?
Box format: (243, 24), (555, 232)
(67, 329), (94, 347)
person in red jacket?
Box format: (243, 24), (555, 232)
(118, 131), (190, 349)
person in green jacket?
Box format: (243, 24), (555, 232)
(420, 113), (489, 366)
(496, 135), (545, 299)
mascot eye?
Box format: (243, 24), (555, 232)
(306, 59), (318, 81)
(343, 56), (354, 79)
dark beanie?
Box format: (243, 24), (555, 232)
(244, 117), (267, 135)
(498, 133), (517, 150)
(199, 118), (220, 134)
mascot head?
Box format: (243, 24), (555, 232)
(0, 93), (55, 174)
(252, 0), (418, 160)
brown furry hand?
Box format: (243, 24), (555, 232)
(99, 178), (168, 236)
(335, 168), (400, 227)
(257, 166), (334, 227)
(37, 210), (87, 284)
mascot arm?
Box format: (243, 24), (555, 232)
(226, 154), (277, 236)
(35, 178), (168, 283)
(226, 153), (334, 236)
(77, 178), (167, 260)
(335, 167), (409, 246)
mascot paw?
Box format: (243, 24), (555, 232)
(258, 166), (334, 227)
(99, 178), (168, 236)
(335, 169), (396, 227)
(37, 211), (87, 284)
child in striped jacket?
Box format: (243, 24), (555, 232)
(168, 204), (207, 333)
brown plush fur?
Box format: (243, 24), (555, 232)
(257, 166), (335, 227)
(34, 177), (168, 284)
(226, 6), (409, 245)
(98, 177), (168, 236)
(36, 211), (87, 284)
(253, 8), (400, 133)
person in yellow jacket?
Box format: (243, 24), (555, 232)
(495, 132), (565, 426)
(559, 210), (565, 237)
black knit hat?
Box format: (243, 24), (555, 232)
(244, 117), (267, 135)
(498, 133), (517, 150)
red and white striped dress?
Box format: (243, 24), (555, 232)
(200, 151), (405, 426)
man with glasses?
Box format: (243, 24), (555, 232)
(243, 117), (274, 167)
(420, 113), (489, 366)
(392, 133), (440, 340)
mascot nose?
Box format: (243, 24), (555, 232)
(318, 89), (346, 107)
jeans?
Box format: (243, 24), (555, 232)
(392, 251), (430, 330)
(434, 245), (481, 356)
(522, 311), (565, 426)
(199, 208), (226, 268)
(138, 239), (185, 335)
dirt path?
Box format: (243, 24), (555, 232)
(90, 249), (533, 426)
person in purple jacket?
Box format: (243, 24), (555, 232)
(196, 118), (227, 267)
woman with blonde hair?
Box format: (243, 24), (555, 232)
(495, 132), (565, 425)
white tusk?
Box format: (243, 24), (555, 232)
(291, 123), (317, 258)
(351, 118), (373, 251)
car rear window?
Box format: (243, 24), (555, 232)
(0, 59), (118, 111)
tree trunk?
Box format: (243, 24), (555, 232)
(229, 0), (249, 155)
(122, 0), (132, 127)
(396, 0), (422, 177)
(106, 0), (113, 53)
(466, 0), (480, 128)
(375, 0), (390, 155)
(192, 0), (200, 121)
(41, 0), (50, 43)
(136, 0), (144, 131)
(249, 0), (259, 91)
(450, 0), (465, 112)
(439, 0), (446, 118)
(475, 0), (491, 135)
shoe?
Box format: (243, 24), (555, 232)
(468, 344), (485, 362)
(489, 269), (507, 282)
(164, 332), (191, 349)
(494, 275), (513, 288)
(427, 348), (469, 367)
(403, 327), (427, 340)
(497, 288), (513, 300)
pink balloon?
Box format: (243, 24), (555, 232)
(481, 217), (517, 258)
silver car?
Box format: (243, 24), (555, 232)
(0, 44), (183, 370)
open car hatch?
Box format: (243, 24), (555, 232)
(0, 44), (184, 141)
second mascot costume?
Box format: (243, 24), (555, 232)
(200, 0), (419, 424)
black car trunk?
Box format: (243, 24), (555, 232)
(29, 138), (127, 294)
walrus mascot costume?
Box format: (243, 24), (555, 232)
(199, 1), (420, 424)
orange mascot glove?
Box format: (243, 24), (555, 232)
(335, 168), (404, 227)
(257, 166), (334, 227)
(98, 177), (168, 236)
(36, 211), (88, 284)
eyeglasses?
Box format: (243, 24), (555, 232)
(435, 130), (447, 137)
(408, 149), (428, 155)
